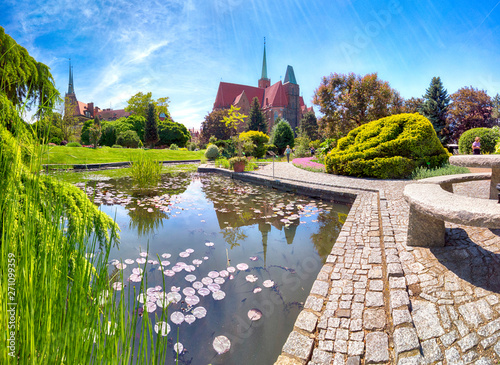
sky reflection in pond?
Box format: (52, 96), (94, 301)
(77, 172), (350, 364)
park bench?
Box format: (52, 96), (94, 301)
(403, 172), (500, 247)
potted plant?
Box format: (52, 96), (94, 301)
(229, 156), (248, 172)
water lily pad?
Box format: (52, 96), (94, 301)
(236, 263), (249, 271)
(192, 259), (203, 265)
(208, 283), (221, 292)
(226, 266), (236, 273)
(212, 290), (226, 300)
(214, 277), (225, 285)
(248, 308), (263, 321)
(154, 321), (170, 336)
(249, 256), (258, 261)
(246, 274), (258, 283)
(253, 287), (262, 293)
(163, 270), (175, 277)
(139, 252), (148, 257)
(124, 259), (134, 265)
(183, 287), (196, 296)
(198, 288), (210, 297)
(161, 253), (171, 259)
(219, 270), (229, 278)
(208, 271), (220, 278)
(172, 266), (183, 272)
(132, 267), (143, 275)
(171, 286), (180, 292)
(185, 295), (200, 306)
(179, 251), (190, 258)
(184, 314), (196, 324)
(192, 306), (207, 318)
(136, 258), (146, 264)
(115, 262), (127, 270)
(205, 242), (214, 247)
(201, 277), (213, 286)
(137, 293), (147, 303)
(160, 260), (170, 266)
(171, 311), (185, 325)
(192, 281), (203, 289)
(145, 302), (157, 312)
(185, 274), (196, 282)
(173, 342), (184, 353)
(186, 248), (195, 254)
(213, 335), (231, 354)
(166, 292), (182, 304)
(129, 273), (142, 282)
(263, 280), (274, 288)
(112, 282), (123, 291)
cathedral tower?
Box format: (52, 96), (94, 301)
(64, 59), (78, 118)
(258, 39), (270, 89)
(283, 65), (300, 131)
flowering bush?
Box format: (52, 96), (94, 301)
(292, 157), (325, 172)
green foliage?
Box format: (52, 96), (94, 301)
(89, 116), (101, 149)
(169, 143), (179, 150)
(213, 139), (236, 158)
(130, 152), (162, 192)
(458, 127), (500, 154)
(66, 142), (82, 147)
(99, 122), (117, 146)
(0, 27), (60, 117)
(411, 163), (471, 180)
(421, 77), (451, 143)
(309, 139), (321, 150)
(239, 130), (269, 158)
(112, 144), (123, 148)
(200, 109), (233, 144)
(299, 111), (319, 140)
(326, 113), (450, 179)
(229, 156), (249, 168)
(294, 136), (311, 158)
(157, 119), (190, 147)
(215, 157), (230, 169)
(49, 136), (62, 145)
(116, 130), (141, 148)
(144, 103), (159, 148)
(247, 97), (267, 132)
(270, 119), (294, 154)
(205, 144), (220, 160)
(223, 105), (247, 131)
(80, 119), (93, 145)
(124, 91), (170, 120)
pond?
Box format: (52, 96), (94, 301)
(76, 172), (350, 364)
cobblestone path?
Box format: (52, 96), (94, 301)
(236, 162), (500, 365)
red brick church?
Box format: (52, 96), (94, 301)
(213, 41), (314, 133)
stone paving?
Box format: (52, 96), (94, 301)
(200, 162), (500, 364)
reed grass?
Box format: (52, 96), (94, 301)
(130, 152), (163, 192)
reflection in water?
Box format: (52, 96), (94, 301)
(75, 172), (351, 365)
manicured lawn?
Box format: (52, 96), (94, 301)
(42, 146), (205, 164)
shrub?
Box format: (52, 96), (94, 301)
(215, 157), (230, 169)
(66, 142), (82, 147)
(80, 120), (93, 145)
(239, 130), (270, 158)
(309, 139), (321, 150)
(100, 123), (117, 147)
(130, 152), (162, 192)
(317, 138), (337, 158)
(186, 142), (198, 151)
(458, 127), (500, 154)
(270, 119), (294, 154)
(326, 113), (450, 179)
(116, 130), (141, 148)
(111, 144), (123, 148)
(204, 144), (220, 160)
(169, 143), (179, 150)
(179, 147), (187, 151)
(411, 163), (470, 180)
(293, 136), (311, 158)
(214, 139), (236, 158)
(229, 156), (248, 168)
(49, 137), (61, 145)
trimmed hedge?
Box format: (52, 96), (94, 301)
(205, 144), (220, 160)
(458, 127), (500, 155)
(325, 113), (450, 179)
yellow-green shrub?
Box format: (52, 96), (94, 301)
(325, 113), (450, 179)
(239, 130), (269, 158)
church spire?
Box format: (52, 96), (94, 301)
(258, 38), (270, 88)
(67, 59), (75, 95)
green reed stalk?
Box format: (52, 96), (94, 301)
(130, 152), (163, 193)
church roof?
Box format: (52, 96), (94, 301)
(97, 108), (130, 120)
(284, 65), (297, 84)
(262, 81), (288, 108)
(213, 82), (264, 109)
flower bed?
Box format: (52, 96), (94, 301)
(292, 157), (325, 172)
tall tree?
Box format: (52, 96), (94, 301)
(271, 118), (295, 154)
(298, 111), (319, 140)
(492, 93), (500, 124)
(0, 26), (60, 118)
(247, 97), (267, 132)
(313, 72), (397, 137)
(89, 116), (101, 149)
(125, 92), (171, 119)
(200, 109), (234, 144)
(403, 97), (424, 113)
(421, 77), (451, 143)
(448, 86), (493, 142)
(144, 103), (159, 148)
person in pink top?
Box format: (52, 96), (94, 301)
(472, 136), (481, 155)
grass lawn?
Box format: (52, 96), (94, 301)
(42, 146), (205, 165)
(48, 163), (199, 184)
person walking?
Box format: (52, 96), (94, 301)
(472, 136), (481, 155)
(285, 145), (291, 163)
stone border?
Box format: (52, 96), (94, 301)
(43, 159), (201, 170)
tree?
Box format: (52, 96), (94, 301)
(158, 119), (191, 147)
(89, 116), (101, 149)
(0, 26), (60, 119)
(421, 77), (451, 143)
(200, 109), (233, 144)
(247, 97), (267, 132)
(448, 86), (493, 142)
(80, 119), (93, 145)
(403, 97), (424, 113)
(124, 91), (171, 120)
(271, 118), (294, 154)
(144, 103), (159, 148)
(298, 111), (319, 140)
(492, 93), (500, 124)
(313, 72), (397, 137)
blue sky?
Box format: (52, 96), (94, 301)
(2, 0), (499, 129)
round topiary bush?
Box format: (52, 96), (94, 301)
(116, 130), (141, 148)
(458, 127), (500, 155)
(169, 143), (179, 150)
(325, 113), (450, 179)
(204, 144), (220, 160)
(66, 142), (82, 147)
(49, 137), (61, 145)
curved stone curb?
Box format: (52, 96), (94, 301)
(43, 159), (201, 170)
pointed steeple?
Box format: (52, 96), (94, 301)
(284, 65), (297, 85)
(258, 38), (270, 89)
(67, 59), (75, 95)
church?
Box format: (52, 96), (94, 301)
(213, 42), (314, 133)
(64, 60), (130, 121)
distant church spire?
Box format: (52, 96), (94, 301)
(258, 38), (270, 88)
(67, 59), (75, 95)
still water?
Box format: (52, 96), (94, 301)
(78, 172), (350, 364)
